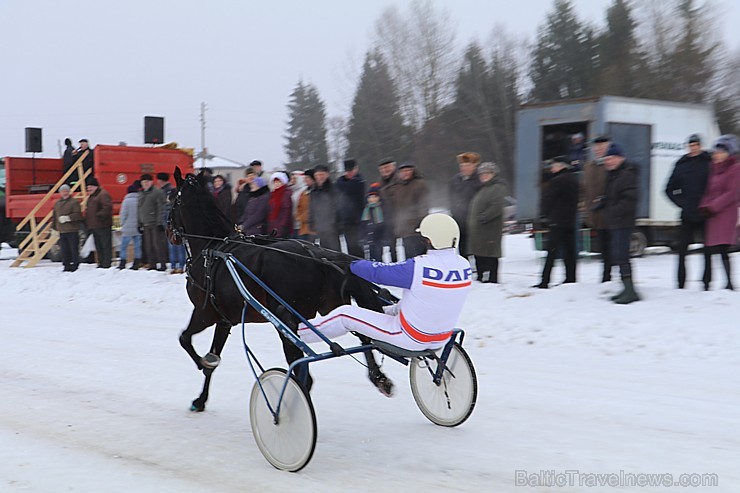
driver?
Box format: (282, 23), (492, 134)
(298, 213), (472, 350)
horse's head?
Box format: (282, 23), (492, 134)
(168, 166), (237, 244)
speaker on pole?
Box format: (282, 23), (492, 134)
(144, 116), (164, 144)
(25, 127), (42, 153)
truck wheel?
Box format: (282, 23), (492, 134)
(630, 230), (647, 257)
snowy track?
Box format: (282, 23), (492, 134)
(1, 236), (738, 492)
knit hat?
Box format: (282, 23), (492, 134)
(714, 134), (738, 155)
(140, 173), (153, 181)
(604, 143), (624, 157)
(127, 184), (139, 193)
(156, 172), (169, 181)
(272, 171), (289, 184)
(687, 134), (701, 144)
(59, 184), (71, 192)
(478, 162), (499, 174)
(304, 168), (315, 179)
(86, 177), (99, 187)
(250, 160), (263, 167)
(343, 159), (357, 171)
(456, 152), (481, 165)
(367, 182), (382, 196)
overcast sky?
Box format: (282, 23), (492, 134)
(1, 0), (738, 171)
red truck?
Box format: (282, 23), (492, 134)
(4, 144), (194, 222)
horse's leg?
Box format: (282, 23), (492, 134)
(179, 308), (214, 371)
(275, 306), (313, 393)
(357, 334), (395, 397)
(191, 320), (232, 412)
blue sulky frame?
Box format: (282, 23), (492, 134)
(207, 249), (466, 425)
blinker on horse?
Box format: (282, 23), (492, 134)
(169, 168), (393, 412)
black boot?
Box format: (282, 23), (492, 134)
(131, 259), (141, 271)
(614, 277), (640, 304)
(721, 253), (734, 290)
(118, 258), (126, 270)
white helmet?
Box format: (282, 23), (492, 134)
(416, 213), (460, 249)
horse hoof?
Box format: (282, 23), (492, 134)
(190, 402), (206, 412)
(201, 352), (221, 369)
(374, 376), (395, 398)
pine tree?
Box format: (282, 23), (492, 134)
(667, 0), (719, 102)
(529, 0), (598, 101)
(596, 0), (641, 96)
(346, 50), (410, 177)
(442, 43), (494, 179)
(284, 81), (330, 171)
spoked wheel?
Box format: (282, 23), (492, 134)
(409, 343), (477, 427)
(249, 368), (317, 472)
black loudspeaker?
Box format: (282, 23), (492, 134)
(144, 116), (164, 144)
(25, 127), (42, 153)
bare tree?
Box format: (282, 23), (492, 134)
(374, 0), (458, 131)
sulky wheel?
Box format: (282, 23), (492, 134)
(409, 343), (477, 427)
(249, 368), (317, 472)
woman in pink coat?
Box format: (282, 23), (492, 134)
(698, 135), (740, 290)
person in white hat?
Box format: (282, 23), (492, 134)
(298, 213), (472, 351)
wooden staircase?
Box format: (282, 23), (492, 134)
(11, 152), (91, 268)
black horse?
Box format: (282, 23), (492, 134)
(169, 168), (393, 412)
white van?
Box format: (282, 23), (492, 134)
(515, 96), (721, 255)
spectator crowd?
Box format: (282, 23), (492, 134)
(50, 134), (739, 305)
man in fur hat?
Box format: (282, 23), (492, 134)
(449, 152), (482, 258)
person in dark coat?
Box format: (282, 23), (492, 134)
(233, 167), (255, 224)
(533, 158), (580, 288)
(137, 174), (168, 271)
(377, 158), (401, 262)
(267, 172), (293, 238)
(361, 183), (386, 261)
(335, 159), (366, 257)
(308, 165), (340, 251)
(449, 152), (482, 258)
(394, 162), (429, 259)
(665, 134), (712, 288)
(212, 174), (233, 222)
(467, 162), (505, 283)
(52, 184), (83, 272)
(698, 135), (740, 290)
(240, 177), (270, 236)
(601, 143), (640, 304)
(583, 135), (613, 282)
(72, 139), (94, 182)
(62, 138), (75, 185)
(85, 177), (113, 268)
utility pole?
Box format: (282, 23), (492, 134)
(200, 101), (208, 168)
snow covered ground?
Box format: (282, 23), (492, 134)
(1, 235), (738, 493)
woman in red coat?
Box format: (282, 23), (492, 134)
(267, 172), (294, 238)
(698, 135), (740, 290)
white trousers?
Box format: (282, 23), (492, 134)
(298, 305), (445, 351)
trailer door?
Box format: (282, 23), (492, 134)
(606, 122), (651, 218)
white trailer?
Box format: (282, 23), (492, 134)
(514, 96), (720, 255)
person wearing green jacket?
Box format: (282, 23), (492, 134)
(467, 162), (506, 283)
